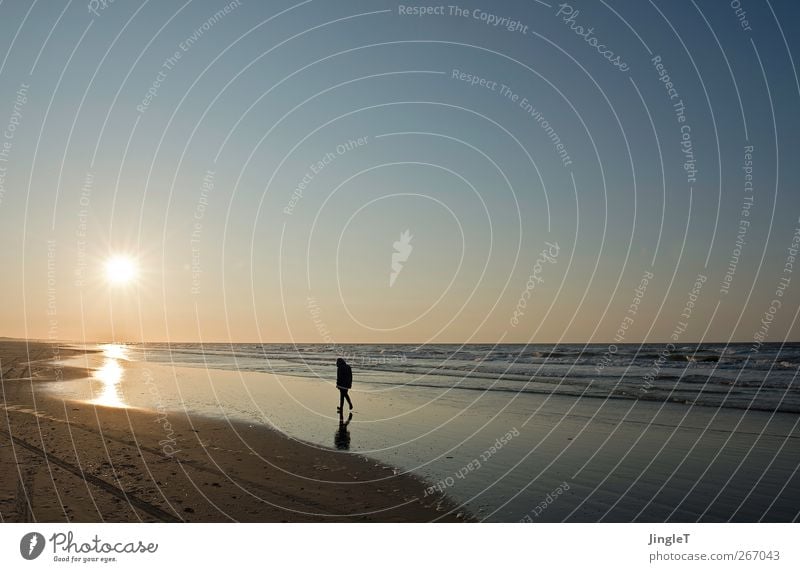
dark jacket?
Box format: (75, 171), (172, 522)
(337, 363), (352, 389)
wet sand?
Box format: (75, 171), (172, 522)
(4, 340), (799, 522)
(0, 341), (466, 522)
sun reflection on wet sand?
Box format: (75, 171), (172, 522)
(101, 343), (129, 361)
(90, 344), (129, 408)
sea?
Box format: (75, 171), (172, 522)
(126, 342), (800, 414)
(52, 341), (800, 521)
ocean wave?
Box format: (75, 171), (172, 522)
(127, 342), (800, 415)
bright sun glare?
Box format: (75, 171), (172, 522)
(105, 255), (138, 285)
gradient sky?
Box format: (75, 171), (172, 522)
(0, 0), (799, 344)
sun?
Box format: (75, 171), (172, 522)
(105, 255), (138, 285)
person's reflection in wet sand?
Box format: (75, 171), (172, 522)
(335, 412), (353, 450)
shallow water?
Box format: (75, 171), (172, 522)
(47, 343), (800, 521)
(127, 342), (800, 413)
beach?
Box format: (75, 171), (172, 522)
(0, 341), (464, 522)
(2, 340), (799, 522)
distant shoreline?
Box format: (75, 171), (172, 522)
(4, 338), (799, 346)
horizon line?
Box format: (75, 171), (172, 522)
(8, 337), (799, 346)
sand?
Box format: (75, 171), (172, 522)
(4, 340), (798, 522)
(0, 341), (466, 522)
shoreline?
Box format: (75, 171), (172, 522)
(0, 341), (467, 522)
(4, 340), (798, 522)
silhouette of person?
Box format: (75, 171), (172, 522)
(335, 412), (352, 450)
(336, 357), (353, 413)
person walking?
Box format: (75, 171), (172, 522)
(336, 357), (353, 413)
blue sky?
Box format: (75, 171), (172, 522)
(0, 0), (798, 344)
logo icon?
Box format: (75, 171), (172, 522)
(390, 229), (413, 287)
(20, 532), (45, 560)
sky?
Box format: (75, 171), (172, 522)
(0, 0), (799, 344)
